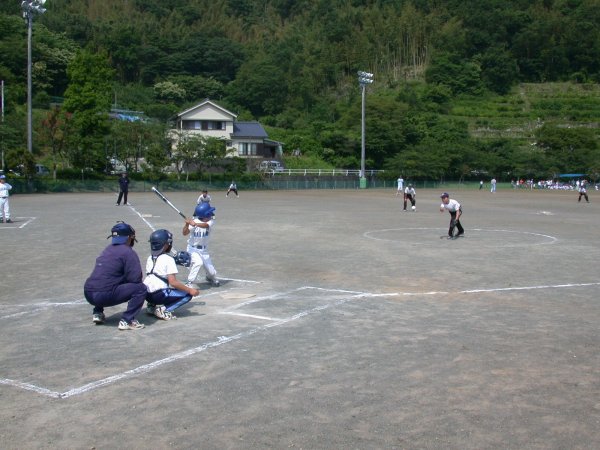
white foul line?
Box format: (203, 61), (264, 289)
(219, 312), (281, 321)
(12, 295), (356, 399)
(2, 281), (599, 399)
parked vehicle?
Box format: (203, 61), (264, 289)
(258, 160), (284, 172)
(35, 164), (50, 176)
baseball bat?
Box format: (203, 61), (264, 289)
(151, 186), (187, 219)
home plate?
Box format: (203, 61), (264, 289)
(220, 293), (256, 300)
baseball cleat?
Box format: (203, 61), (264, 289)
(206, 277), (220, 287)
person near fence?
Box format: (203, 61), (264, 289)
(0, 175), (13, 223)
(396, 176), (404, 196)
(116, 172), (130, 206)
(578, 181), (590, 203)
(226, 181), (239, 198)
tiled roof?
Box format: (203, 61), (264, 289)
(232, 122), (268, 138)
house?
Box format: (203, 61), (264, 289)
(171, 99), (283, 160)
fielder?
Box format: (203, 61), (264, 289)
(197, 189), (211, 205)
(578, 181), (590, 203)
(396, 176), (404, 196)
(144, 229), (200, 320)
(0, 174), (12, 223)
(440, 192), (464, 239)
(403, 184), (416, 211)
(183, 203), (220, 287)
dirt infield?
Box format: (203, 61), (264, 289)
(0, 187), (598, 449)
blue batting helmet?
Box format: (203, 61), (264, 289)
(193, 203), (216, 218)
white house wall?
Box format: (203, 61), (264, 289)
(181, 103), (235, 122)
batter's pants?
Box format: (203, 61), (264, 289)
(186, 247), (218, 283)
(84, 282), (147, 322)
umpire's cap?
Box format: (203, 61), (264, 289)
(440, 192), (449, 198)
(108, 222), (136, 245)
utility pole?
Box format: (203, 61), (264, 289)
(357, 71), (374, 189)
(21, 0), (47, 153)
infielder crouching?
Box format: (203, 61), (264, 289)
(440, 192), (464, 239)
(144, 229), (200, 320)
(183, 203), (220, 287)
(403, 184), (416, 211)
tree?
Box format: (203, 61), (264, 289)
(62, 50), (115, 169)
(172, 133), (205, 181)
(39, 106), (73, 179)
(535, 125), (598, 173)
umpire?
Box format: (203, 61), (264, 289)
(84, 222), (147, 330)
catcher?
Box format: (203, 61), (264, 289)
(440, 192), (464, 239)
(143, 229), (200, 320)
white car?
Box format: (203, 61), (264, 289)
(258, 160), (284, 172)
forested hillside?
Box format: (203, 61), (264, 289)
(1, 0), (599, 180)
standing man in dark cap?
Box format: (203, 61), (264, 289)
(84, 222), (147, 330)
(116, 172), (130, 206)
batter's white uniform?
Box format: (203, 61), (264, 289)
(185, 218), (218, 283)
(0, 180), (12, 221)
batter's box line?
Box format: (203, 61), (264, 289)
(3, 282), (597, 399)
(0, 217), (36, 229)
(0, 295), (360, 399)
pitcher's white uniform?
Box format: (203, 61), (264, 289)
(185, 218), (218, 284)
(0, 177), (12, 222)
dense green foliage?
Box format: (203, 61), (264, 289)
(1, 0), (599, 181)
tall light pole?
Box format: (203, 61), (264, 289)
(358, 71), (373, 189)
(21, 0), (47, 154)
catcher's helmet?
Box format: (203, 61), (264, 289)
(193, 203), (216, 218)
(174, 251), (192, 267)
(149, 229), (173, 256)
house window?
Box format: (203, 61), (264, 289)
(201, 121), (226, 130)
(181, 120), (201, 130)
(239, 143), (257, 156)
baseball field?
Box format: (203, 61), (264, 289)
(0, 187), (598, 449)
